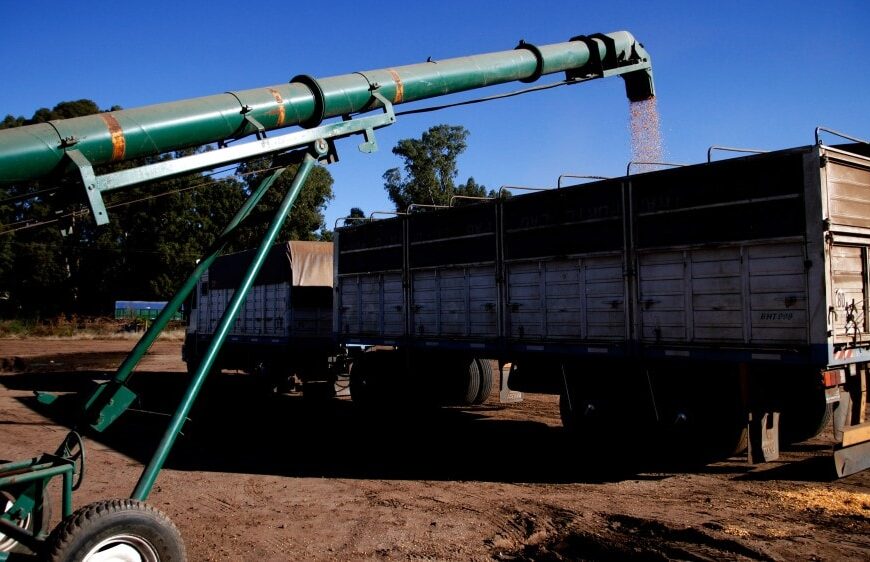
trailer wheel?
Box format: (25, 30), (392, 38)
(558, 391), (577, 432)
(184, 355), (221, 377)
(46, 499), (185, 562)
(558, 387), (604, 437)
(349, 352), (393, 409)
(559, 392), (596, 435)
(302, 380), (335, 401)
(455, 359), (481, 406)
(780, 393), (832, 444)
(472, 359), (493, 405)
(661, 369), (748, 459)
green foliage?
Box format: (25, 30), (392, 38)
(233, 158), (334, 249)
(383, 124), (490, 211)
(1, 99), (101, 129)
(0, 101), (335, 318)
(339, 207), (366, 227)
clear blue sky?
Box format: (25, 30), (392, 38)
(2, 1), (868, 231)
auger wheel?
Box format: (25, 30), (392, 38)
(46, 499), (186, 562)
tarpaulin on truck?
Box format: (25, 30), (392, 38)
(208, 241), (333, 290)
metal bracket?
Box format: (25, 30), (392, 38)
(567, 35), (605, 80)
(358, 92), (393, 153)
(244, 114), (267, 140)
(72, 94), (396, 225)
(64, 149), (109, 226)
(815, 126), (868, 146)
(83, 381), (139, 432)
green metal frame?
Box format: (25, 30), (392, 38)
(0, 432), (81, 560)
(0, 98), (395, 559)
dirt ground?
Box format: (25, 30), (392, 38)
(1, 338), (868, 561)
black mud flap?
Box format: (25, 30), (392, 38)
(748, 411), (780, 463)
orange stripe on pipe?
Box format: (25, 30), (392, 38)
(101, 114), (126, 161)
(267, 88), (286, 126)
(387, 69), (404, 104)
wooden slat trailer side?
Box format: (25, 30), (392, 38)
(183, 241), (338, 393)
(335, 143), (870, 475)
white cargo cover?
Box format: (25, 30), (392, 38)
(190, 241), (333, 339)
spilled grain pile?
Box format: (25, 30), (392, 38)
(774, 488), (870, 517)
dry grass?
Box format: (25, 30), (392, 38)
(27, 328), (187, 341)
(774, 488), (870, 518)
(0, 317), (186, 340)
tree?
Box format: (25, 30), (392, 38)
(0, 100), (108, 316)
(233, 158), (334, 249)
(343, 207), (365, 226)
(383, 124), (490, 211)
(0, 100), (337, 317)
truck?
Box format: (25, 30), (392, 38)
(2, 25), (867, 562)
(183, 239), (495, 404)
(334, 139), (870, 474)
(188, 136), (870, 473)
(182, 240), (339, 394)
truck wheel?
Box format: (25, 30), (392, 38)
(46, 499), (185, 562)
(349, 352), (391, 410)
(664, 370), (748, 459)
(558, 391), (577, 432)
(559, 388), (601, 436)
(472, 359), (493, 405)
(184, 356), (199, 377)
(705, 415), (748, 458)
(455, 359), (481, 406)
(781, 393), (832, 444)
(302, 380), (335, 401)
(184, 356), (221, 377)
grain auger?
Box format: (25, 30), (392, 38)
(0, 31), (653, 561)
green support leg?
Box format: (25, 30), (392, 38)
(131, 147), (322, 500)
(78, 163), (289, 431)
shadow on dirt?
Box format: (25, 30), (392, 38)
(734, 455), (838, 482)
(0, 368), (834, 485)
(495, 512), (778, 562)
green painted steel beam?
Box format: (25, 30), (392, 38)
(0, 30), (652, 185)
(131, 147), (322, 501)
(76, 162), (285, 432)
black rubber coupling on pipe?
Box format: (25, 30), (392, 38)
(514, 40), (544, 83)
(291, 74), (326, 128)
(566, 33), (617, 81)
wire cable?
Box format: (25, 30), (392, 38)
(394, 78), (575, 116)
(0, 163), (286, 236)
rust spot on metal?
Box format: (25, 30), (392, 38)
(387, 69), (404, 104)
(268, 88), (285, 126)
(101, 114), (126, 161)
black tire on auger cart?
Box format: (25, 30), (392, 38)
(472, 358), (493, 405)
(46, 499), (186, 562)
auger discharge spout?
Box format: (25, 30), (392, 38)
(0, 30), (653, 186)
